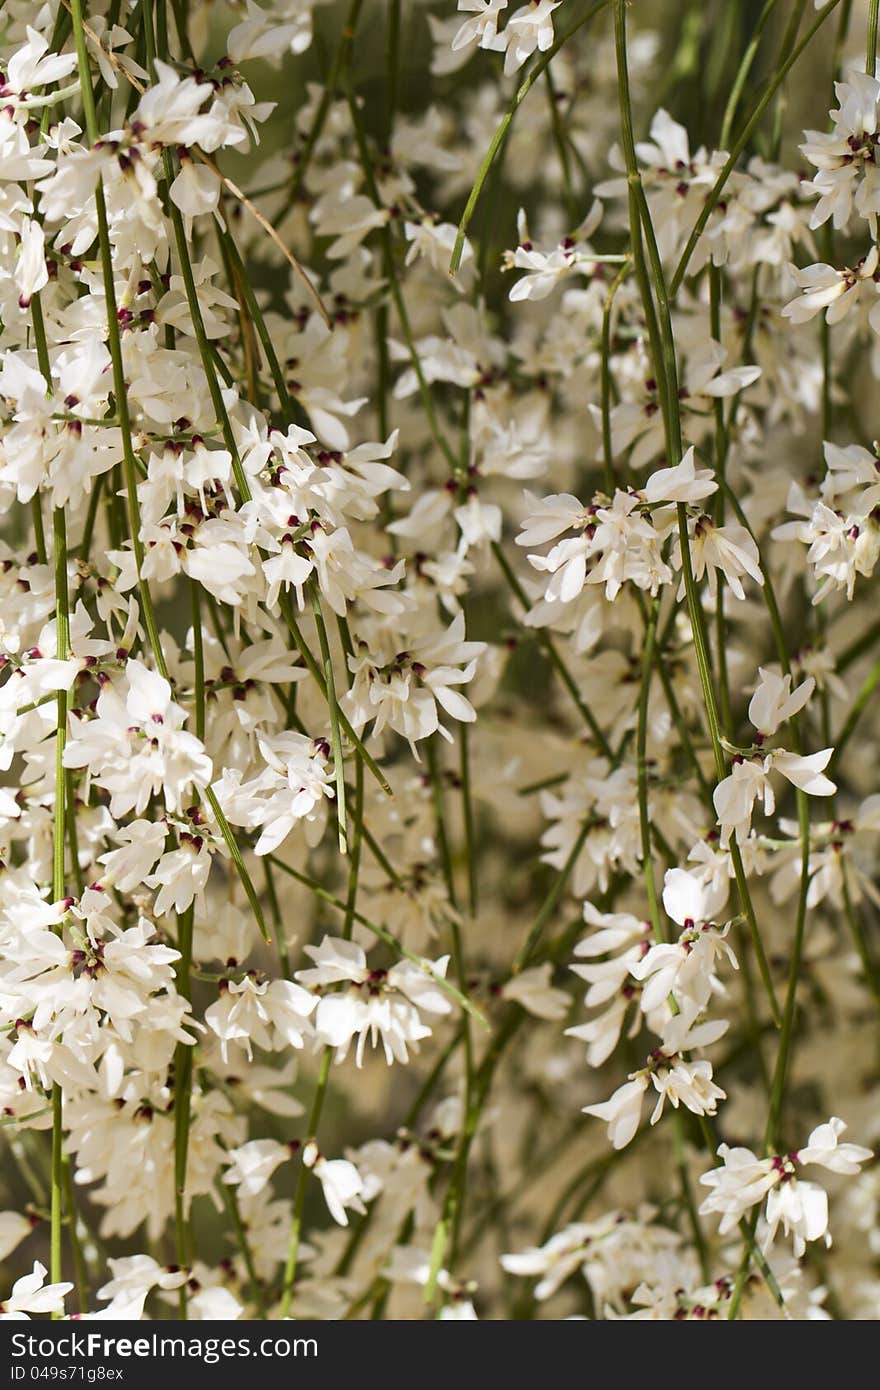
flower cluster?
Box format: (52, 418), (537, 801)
(0, 0), (877, 1327)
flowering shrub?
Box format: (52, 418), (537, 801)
(0, 0), (879, 1323)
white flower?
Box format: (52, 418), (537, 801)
(343, 612), (486, 752)
(647, 1056), (726, 1125)
(713, 748), (835, 843)
(451, 0), (509, 53)
(501, 963), (570, 1019)
(800, 75), (880, 230)
(698, 1145), (779, 1234)
(501, 1), (562, 75)
(2, 27), (78, 95)
(223, 1139), (290, 1198)
(781, 246), (880, 325)
(661, 866), (729, 926)
(583, 1075), (649, 1150)
(295, 937), (452, 1065)
(631, 923), (736, 1022)
(205, 976), (316, 1062)
(14, 220), (47, 308)
(228, 0), (315, 62)
(748, 667), (815, 736)
(189, 1287), (243, 1320)
(0, 1263), (73, 1319)
(765, 1181), (830, 1258)
(772, 748), (836, 796)
(0, 1214), (33, 1264)
(169, 158), (221, 230)
(699, 1118), (872, 1256)
(799, 1116), (873, 1173)
(63, 661), (212, 817)
(404, 219), (473, 272)
(97, 1255), (187, 1304)
(713, 757), (773, 843)
(684, 517), (763, 600)
(146, 838), (212, 916)
(509, 244), (580, 303)
(643, 447), (718, 505)
(98, 820), (167, 892)
(302, 1142), (366, 1226)
(506, 203), (604, 302)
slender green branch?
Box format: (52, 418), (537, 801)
(671, 0), (843, 294)
(278, 596), (393, 796)
(219, 1179), (266, 1317)
(278, 1048), (332, 1316)
(282, 0), (365, 212)
(173, 903), (194, 1317)
(459, 725), (478, 916)
(491, 542), (612, 758)
(310, 586), (348, 853)
(512, 820), (593, 973)
(719, 0), (781, 149)
(830, 656), (880, 767)
(614, 0), (781, 1026)
(449, 0), (611, 274)
(204, 787), (271, 943)
(637, 596), (665, 944)
(31, 285), (70, 1307)
(599, 260), (632, 493)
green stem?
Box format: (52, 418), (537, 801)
(278, 1047), (332, 1316)
(674, 1114), (710, 1283)
(345, 88), (459, 475)
(769, 0), (808, 159)
(220, 1174), (267, 1316)
(449, 0), (611, 274)
(70, 0), (163, 654)
(512, 819), (593, 973)
(263, 860), (291, 978)
(728, 777), (812, 1313)
(38, 277), (71, 1306)
(545, 66), (578, 225)
(830, 656), (880, 766)
(385, 0), (402, 143)
(278, 596), (393, 796)
(216, 224), (310, 431)
(599, 260), (632, 492)
(31, 497), (47, 565)
(426, 739), (458, 911)
(282, 0), (365, 212)
(190, 579), (205, 743)
(425, 737), (475, 1253)
(718, 0), (781, 149)
(840, 865), (880, 1003)
(614, 0), (781, 1026)
(708, 265), (733, 737)
(490, 542), (612, 757)
(310, 586), (347, 853)
(173, 902), (194, 1318)
(50, 1085), (63, 1304)
(204, 786), (271, 943)
(333, 573), (365, 917)
(62, 1159), (89, 1313)
(163, 156), (249, 500)
(459, 725), (478, 916)
(670, 0), (843, 295)
(637, 596), (665, 944)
